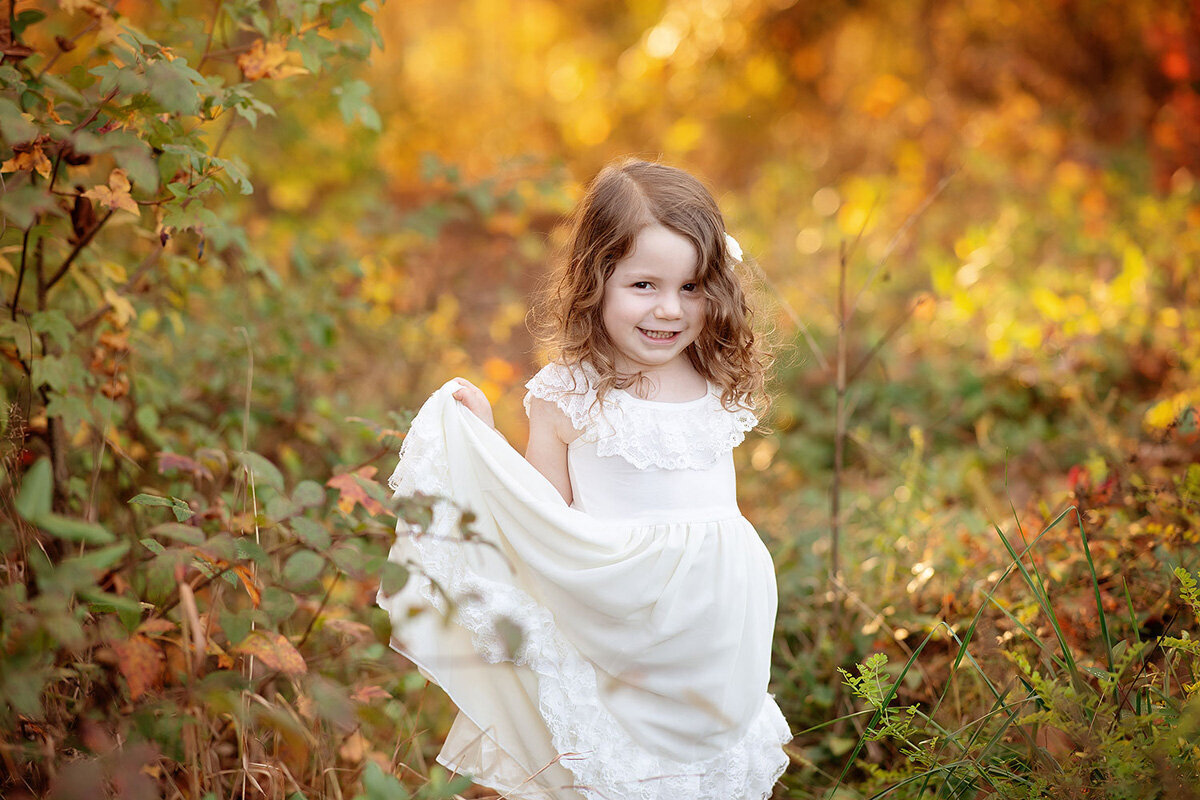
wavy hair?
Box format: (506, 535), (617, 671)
(534, 158), (770, 412)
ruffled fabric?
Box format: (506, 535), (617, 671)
(523, 362), (758, 471)
(383, 382), (790, 800)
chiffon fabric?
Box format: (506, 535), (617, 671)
(377, 362), (790, 800)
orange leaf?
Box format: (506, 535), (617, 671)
(237, 40), (308, 81)
(323, 617), (373, 640)
(112, 635), (165, 700)
(234, 630), (307, 676)
(233, 564), (262, 607)
(351, 684), (391, 703)
(1, 144), (52, 179)
(137, 618), (177, 636)
(326, 467), (385, 515)
(338, 731), (369, 763)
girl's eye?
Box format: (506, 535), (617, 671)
(682, 283), (699, 292)
(632, 281), (651, 289)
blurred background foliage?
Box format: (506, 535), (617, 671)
(2, 0), (1199, 797)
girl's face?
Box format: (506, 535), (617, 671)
(601, 224), (706, 376)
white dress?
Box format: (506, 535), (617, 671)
(377, 362), (790, 800)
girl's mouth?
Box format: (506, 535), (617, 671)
(638, 328), (680, 341)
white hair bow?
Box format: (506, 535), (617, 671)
(724, 233), (743, 264)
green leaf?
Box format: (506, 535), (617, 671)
(31, 353), (87, 393)
(292, 480), (325, 509)
(235, 451), (285, 492)
(37, 513), (115, 544)
(147, 522), (204, 545)
(12, 9), (45, 35)
(0, 97), (36, 143)
(79, 589), (143, 617)
(283, 550), (324, 589)
(90, 63), (149, 96)
(266, 495), (297, 521)
(70, 541), (131, 572)
(145, 59), (202, 116)
(379, 561), (408, 596)
(0, 185), (60, 229)
(289, 517), (330, 550)
(220, 608), (251, 646)
(358, 761), (410, 800)
(15, 458), (52, 521)
(141, 538), (166, 554)
(234, 536), (269, 565)
(114, 143), (159, 191)
(129, 493), (194, 521)
(44, 394), (90, 438)
(333, 79), (381, 131)
(30, 310), (74, 351)
(38, 72), (86, 104)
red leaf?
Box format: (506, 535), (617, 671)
(326, 467), (385, 515)
(112, 635), (165, 700)
(157, 452), (214, 481)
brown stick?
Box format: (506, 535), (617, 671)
(831, 241), (847, 584)
(43, 208), (115, 292)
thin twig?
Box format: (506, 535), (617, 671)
(74, 241), (165, 332)
(845, 292), (926, 385)
(10, 225), (31, 320)
(831, 241), (847, 584)
(848, 171), (955, 320)
(44, 208), (115, 291)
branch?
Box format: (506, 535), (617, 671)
(9, 224), (31, 320)
(845, 293), (926, 385)
(44, 208), (114, 292)
(848, 171), (955, 321)
(73, 241), (164, 332)
(73, 87), (118, 134)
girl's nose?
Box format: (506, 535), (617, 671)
(655, 294), (683, 319)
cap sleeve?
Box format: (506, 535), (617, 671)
(523, 362), (597, 434)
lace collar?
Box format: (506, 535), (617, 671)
(524, 362), (757, 471)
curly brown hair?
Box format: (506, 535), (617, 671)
(534, 158), (771, 412)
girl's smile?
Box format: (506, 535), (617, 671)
(602, 224), (705, 377)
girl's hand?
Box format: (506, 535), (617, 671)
(451, 378), (495, 428)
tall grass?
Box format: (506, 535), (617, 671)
(826, 507), (1200, 799)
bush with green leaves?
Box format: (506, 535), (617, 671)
(0, 1), (473, 797)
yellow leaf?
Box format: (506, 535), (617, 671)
(235, 630), (307, 676)
(84, 169), (140, 216)
(1, 145), (53, 179)
(103, 288), (137, 327)
(237, 40), (309, 81)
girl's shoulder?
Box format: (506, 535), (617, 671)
(524, 361), (758, 471)
(523, 361), (599, 431)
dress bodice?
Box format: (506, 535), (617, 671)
(524, 362), (757, 521)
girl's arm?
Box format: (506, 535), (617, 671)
(525, 397), (574, 505)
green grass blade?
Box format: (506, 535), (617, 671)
(1073, 506), (1114, 671)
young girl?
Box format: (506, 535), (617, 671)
(377, 159), (790, 800)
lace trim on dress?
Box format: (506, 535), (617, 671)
(523, 362), (758, 471)
(384, 389), (790, 800)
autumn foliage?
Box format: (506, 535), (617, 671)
(3, 0), (1200, 798)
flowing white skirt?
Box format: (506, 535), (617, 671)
(377, 382), (790, 800)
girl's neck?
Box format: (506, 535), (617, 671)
(613, 360), (707, 402)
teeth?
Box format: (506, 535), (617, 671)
(641, 329), (677, 339)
